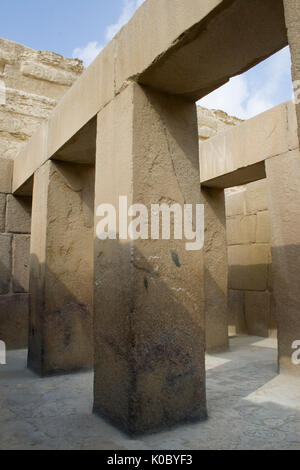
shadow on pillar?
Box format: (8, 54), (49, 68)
(93, 237), (207, 435)
(27, 254), (93, 377)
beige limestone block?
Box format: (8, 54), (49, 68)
(226, 214), (256, 246)
(0, 158), (13, 193)
(28, 161), (94, 376)
(200, 101), (298, 187)
(225, 190), (246, 217)
(0, 194), (6, 232)
(6, 195), (31, 233)
(0, 233), (12, 294)
(228, 289), (246, 336)
(0, 294), (29, 349)
(228, 244), (271, 292)
(283, 0), (300, 148)
(256, 211), (271, 244)
(94, 83), (206, 434)
(21, 61), (79, 87)
(12, 234), (30, 293)
(265, 149), (300, 375)
(246, 179), (269, 214)
(202, 187), (228, 352)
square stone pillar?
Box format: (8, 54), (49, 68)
(94, 83), (206, 434)
(202, 187), (228, 352)
(265, 149), (300, 376)
(28, 161), (94, 376)
(283, 0), (300, 147)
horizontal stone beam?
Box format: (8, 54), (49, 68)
(12, 0), (288, 194)
(200, 101), (298, 189)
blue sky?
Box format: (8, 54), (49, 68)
(1, 0), (293, 120)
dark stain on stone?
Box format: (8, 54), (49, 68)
(64, 330), (71, 348)
(171, 251), (181, 268)
(144, 277), (148, 290)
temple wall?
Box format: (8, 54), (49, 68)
(0, 38), (83, 348)
(198, 106), (275, 339)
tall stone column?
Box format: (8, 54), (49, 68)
(202, 187), (228, 352)
(265, 148), (300, 376)
(28, 160), (94, 376)
(283, 0), (300, 147)
(94, 83), (206, 434)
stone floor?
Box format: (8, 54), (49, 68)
(0, 335), (299, 450)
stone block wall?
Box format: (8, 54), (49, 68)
(226, 182), (276, 338)
(0, 37), (83, 161)
(0, 38), (83, 349)
(198, 106), (276, 339)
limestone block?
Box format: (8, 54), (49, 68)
(0, 109), (41, 139)
(0, 234), (12, 294)
(245, 291), (271, 338)
(203, 187), (228, 352)
(0, 294), (29, 349)
(21, 61), (79, 87)
(228, 289), (246, 336)
(0, 158), (13, 193)
(265, 149), (300, 375)
(94, 83), (206, 434)
(246, 179), (269, 214)
(256, 211), (271, 244)
(200, 103), (293, 186)
(225, 190), (246, 217)
(12, 234), (30, 293)
(0, 194), (6, 232)
(228, 244), (271, 291)
(6, 195), (31, 233)
(283, 0), (300, 148)
(5, 88), (57, 120)
(28, 161), (94, 376)
(226, 214), (256, 246)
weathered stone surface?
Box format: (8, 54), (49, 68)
(94, 83), (206, 434)
(246, 179), (269, 214)
(197, 106), (242, 141)
(0, 234), (12, 294)
(0, 294), (29, 349)
(226, 214), (256, 246)
(21, 61), (79, 87)
(6, 195), (31, 233)
(200, 103), (296, 188)
(0, 37), (83, 197)
(245, 291), (271, 338)
(225, 190), (246, 217)
(0, 194), (6, 233)
(283, 0), (300, 148)
(265, 149), (300, 375)
(256, 211), (271, 244)
(202, 187), (228, 352)
(0, 159), (13, 193)
(14, 0), (288, 193)
(228, 244), (271, 292)
(12, 234), (30, 293)
(28, 161), (94, 376)
(228, 289), (246, 336)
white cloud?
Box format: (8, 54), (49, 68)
(198, 46), (292, 120)
(72, 41), (103, 67)
(106, 0), (145, 42)
(72, 0), (145, 67)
